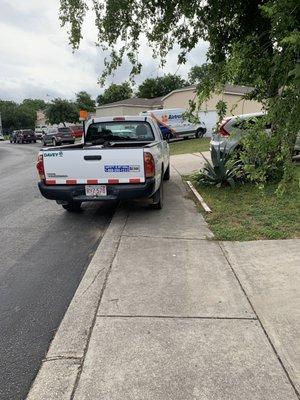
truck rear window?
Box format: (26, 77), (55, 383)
(86, 122), (154, 143)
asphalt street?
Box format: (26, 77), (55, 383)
(0, 141), (116, 400)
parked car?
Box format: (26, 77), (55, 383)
(42, 127), (75, 146)
(69, 125), (84, 139)
(0, 132), (4, 141)
(35, 125), (48, 140)
(16, 129), (36, 143)
(210, 112), (270, 153)
(36, 116), (170, 211)
(210, 112), (300, 155)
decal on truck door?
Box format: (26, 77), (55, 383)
(104, 165), (140, 173)
(44, 151), (64, 157)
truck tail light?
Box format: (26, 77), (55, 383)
(218, 118), (231, 137)
(36, 154), (45, 180)
(144, 152), (155, 178)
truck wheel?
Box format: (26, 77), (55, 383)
(152, 175), (163, 209)
(62, 201), (82, 212)
(195, 128), (205, 138)
(163, 164), (170, 181)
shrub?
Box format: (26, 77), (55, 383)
(195, 145), (243, 188)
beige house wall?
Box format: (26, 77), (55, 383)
(96, 105), (151, 117)
(222, 94), (263, 115)
(163, 89), (263, 116)
(96, 105), (125, 117)
(122, 106), (150, 115)
(163, 89), (197, 109)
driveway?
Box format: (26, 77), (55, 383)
(170, 151), (210, 175)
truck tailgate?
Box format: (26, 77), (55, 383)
(43, 148), (145, 184)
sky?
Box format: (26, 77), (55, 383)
(0, 0), (209, 103)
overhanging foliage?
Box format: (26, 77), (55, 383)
(59, 0), (300, 188)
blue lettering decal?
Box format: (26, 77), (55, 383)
(104, 165), (140, 173)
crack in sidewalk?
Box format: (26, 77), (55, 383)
(44, 355), (82, 363)
(80, 267), (105, 297)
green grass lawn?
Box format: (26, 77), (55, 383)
(170, 138), (210, 155)
(191, 167), (300, 241)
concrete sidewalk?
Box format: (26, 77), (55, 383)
(170, 151), (210, 175)
(27, 163), (299, 399)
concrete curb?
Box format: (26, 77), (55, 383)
(26, 207), (128, 400)
(186, 180), (212, 213)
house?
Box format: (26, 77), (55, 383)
(162, 84), (263, 135)
(95, 85), (263, 135)
(95, 97), (163, 118)
(36, 110), (47, 126)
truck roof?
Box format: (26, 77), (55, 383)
(87, 116), (150, 124)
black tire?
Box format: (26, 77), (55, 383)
(195, 128), (205, 138)
(62, 201), (82, 212)
(151, 174), (164, 209)
(163, 164), (170, 181)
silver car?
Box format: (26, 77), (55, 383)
(210, 112), (269, 153)
(210, 112), (300, 155)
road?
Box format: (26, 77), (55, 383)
(0, 141), (116, 400)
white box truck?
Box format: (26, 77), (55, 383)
(140, 108), (206, 139)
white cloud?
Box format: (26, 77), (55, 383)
(0, 0), (208, 102)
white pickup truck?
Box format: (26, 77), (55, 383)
(36, 116), (170, 211)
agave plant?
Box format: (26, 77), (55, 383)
(197, 145), (242, 188)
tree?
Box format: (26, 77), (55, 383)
(45, 98), (79, 126)
(75, 91), (96, 112)
(0, 100), (36, 132)
(0, 101), (18, 132)
(137, 74), (187, 98)
(188, 64), (213, 85)
(15, 105), (37, 129)
(22, 98), (47, 111)
(97, 82), (132, 105)
(60, 0), (300, 187)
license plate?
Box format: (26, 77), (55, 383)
(85, 185), (107, 197)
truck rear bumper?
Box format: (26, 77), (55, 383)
(38, 179), (156, 202)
